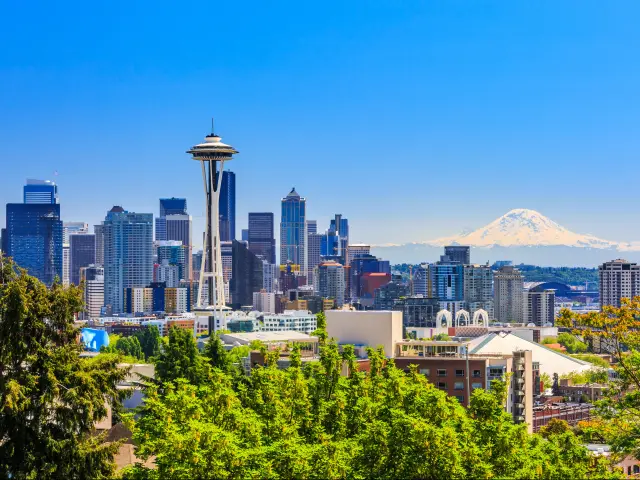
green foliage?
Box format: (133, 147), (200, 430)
(432, 333), (452, 341)
(311, 311), (327, 344)
(203, 332), (234, 373)
(571, 354), (610, 368)
(557, 332), (588, 353)
(155, 326), (210, 386)
(540, 372), (552, 390)
(133, 325), (161, 360)
(0, 255), (128, 479)
(123, 334), (620, 479)
(541, 336), (558, 345)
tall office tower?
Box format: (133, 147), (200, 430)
(321, 214), (348, 261)
(444, 245), (470, 264)
(62, 245), (70, 286)
(314, 260), (345, 307)
(221, 240), (233, 286)
(599, 259), (640, 309)
(5, 203), (62, 286)
(248, 212), (276, 264)
(219, 171), (236, 241)
(94, 224), (104, 265)
(463, 264), (494, 319)
(493, 265), (524, 323)
(230, 240), (263, 309)
(80, 265), (104, 319)
(103, 206), (153, 313)
(156, 240), (187, 281)
(1, 228), (6, 254)
(280, 188), (306, 272)
(524, 287), (555, 326)
(413, 264), (430, 296)
(241, 229), (249, 242)
(307, 232), (323, 284)
(187, 128), (238, 310)
(262, 261), (278, 293)
(430, 256), (464, 301)
(329, 214), (349, 242)
(306, 220), (317, 234)
(63, 222), (89, 244)
(346, 244), (371, 266)
(69, 233), (96, 285)
(159, 197), (187, 217)
(23, 179), (58, 204)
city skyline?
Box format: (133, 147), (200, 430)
(2, 2), (640, 245)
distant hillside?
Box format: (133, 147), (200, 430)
(392, 264), (599, 288)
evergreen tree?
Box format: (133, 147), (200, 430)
(155, 326), (209, 385)
(134, 324), (161, 360)
(0, 255), (128, 479)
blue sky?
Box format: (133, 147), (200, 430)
(1, 1), (639, 246)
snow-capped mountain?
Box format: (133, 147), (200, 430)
(431, 208), (618, 249)
(371, 208), (639, 266)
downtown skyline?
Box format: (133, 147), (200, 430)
(2, 1), (640, 245)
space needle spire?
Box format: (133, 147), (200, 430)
(187, 121), (238, 317)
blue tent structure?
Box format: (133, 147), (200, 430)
(80, 328), (109, 352)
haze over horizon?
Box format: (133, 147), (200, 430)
(1, 1), (639, 246)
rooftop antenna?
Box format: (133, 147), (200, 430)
(211, 117), (215, 135)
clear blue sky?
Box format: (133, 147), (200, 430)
(1, 0), (639, 246)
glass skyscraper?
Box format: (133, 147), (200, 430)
(103, 206), (153, 314)
(429, 257), (464, 301)
(5, 203), (63, 286)
(248, 212), (276, 264)
(69, 233), (96, 285)
(219, 171), (236, 241)
(159, 197), (187, 217)
(280, 188), (306, 269)
(23, 179), (58, 204)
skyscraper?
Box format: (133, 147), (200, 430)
(219, 171), (236, 241)
(80, 265), (104, 319)
(103, 206), (153, 313)
(94, 224), (104, 265)
(248, 212), (276, 264)
(523, 287), (555, 326)
(5, 203), (62, 286)
(230, 240), (263, 309)
(23, 179), (58, 204)
(307, 232), (323, 284)
(156, 240), (187, 282)
(315, 260), (345, 307)
(280, 188), (306, 271)
(463, 264), (494, 319)
(444, 245), (470, 264)
(159, 197), (188, 217)
(494, 265), (524, 323)
(63, 222), (89, 244)
(599, 259), (640, 309)
(430, 256), (464, 301)
(69, 233), (96, 285)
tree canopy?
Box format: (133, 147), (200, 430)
(122, 342), (621, 479)
(0, 255), (128, 479)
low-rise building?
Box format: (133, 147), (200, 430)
(262, 310), (317, 334)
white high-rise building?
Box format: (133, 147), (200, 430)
(81, 265), (104, 319)
(262, 262), (278, 293)
(62, 245), (70, 287)
(155, 260), (180, 287)
(493, 266), (524, 323)
(63, 222), (88, 244)
(599, 259), (640, 309)
(253, 289), (276, 313)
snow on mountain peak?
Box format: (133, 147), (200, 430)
(432, 209), (618, 249)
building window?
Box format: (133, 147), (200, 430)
(473, 370), (482, 378)
(455, 395), (464, 403)
(456, 369), (464, 377)
(437, 369), (447, 377)
(437, 382), (447, 390)
(472, 382), (482, 390)
(454, 381), (464, 390)
(419, 368), (430, 376)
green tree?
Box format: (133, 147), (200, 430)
(0, 256), (128, 479)
(133, 324), (161, 360)
(155, 326), (210, 386)
(432, 333), (451, 341)
(312, 311), (328, 344)
(557, 332), (588, 353)
(203, 332), (233, 372)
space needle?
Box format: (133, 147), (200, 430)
(187, 121), (238, 320)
